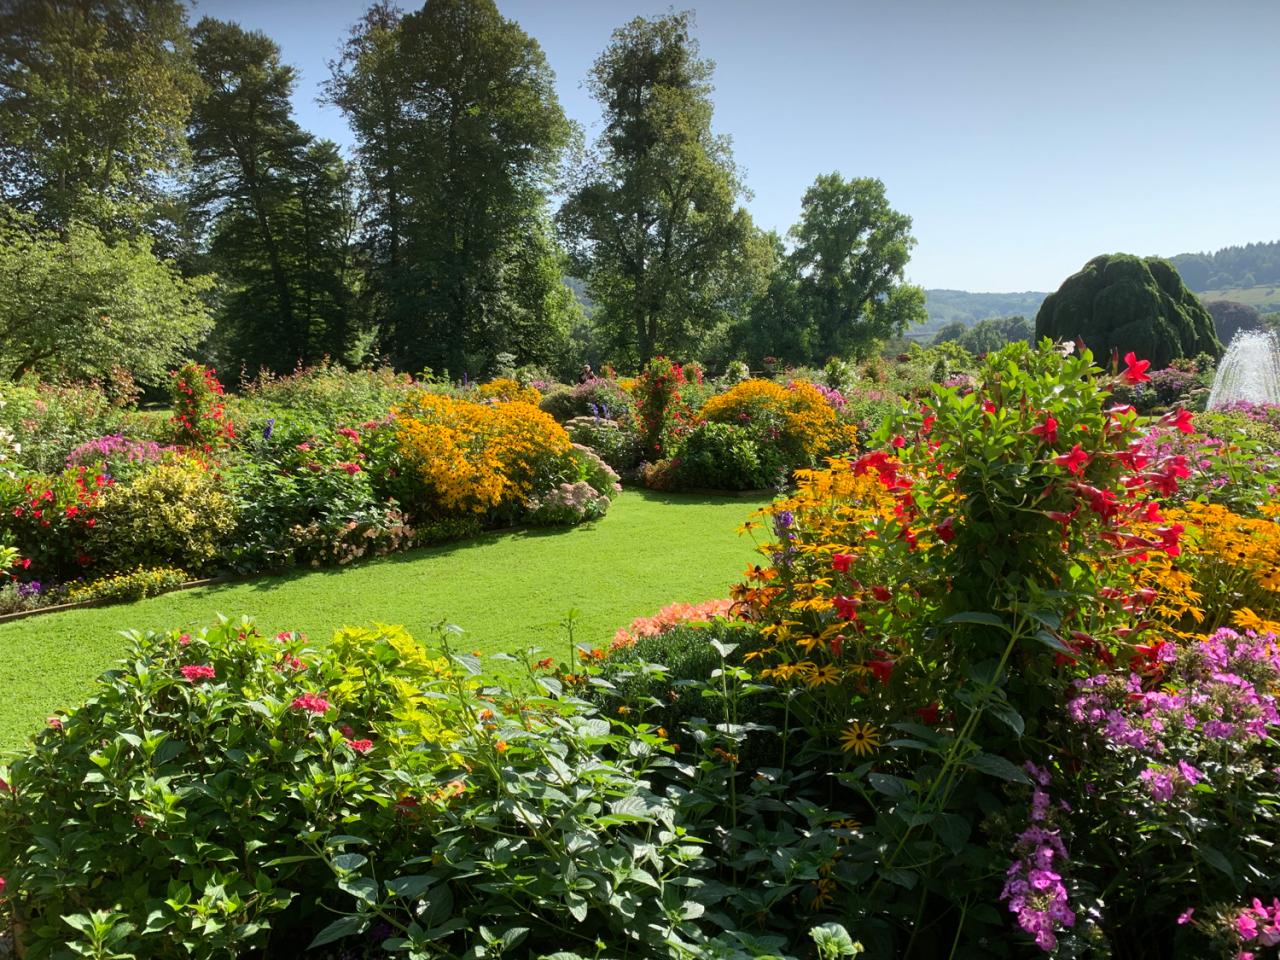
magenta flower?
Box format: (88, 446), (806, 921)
(180, 664), (215, 683)
(290, 692), (330, 715)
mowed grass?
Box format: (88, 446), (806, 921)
(0, 490), (768, 752)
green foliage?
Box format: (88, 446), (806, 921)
(538, 377), (634, 423)
(229, 363), (412, 437)
(0, 208), (213, 385)
(92, 459), (236, 575)
(65, 566), (189, 604)
(1169, 238), (1280, 292)
(0, 379), (128, 473)
(1204, 298), (1264, 344)
(0, 0), (199, 231)
(328, 0), (574, 376)
(565, 416), (643, 472)
(672, 421), (781, 491)
(558, 12), (767, 366)
(1036, 253), (1224, 367)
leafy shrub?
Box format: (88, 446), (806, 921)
(0, 379), (127, 473)
(223, 420), (390, 571)
(93, 458), (235, 575)
(538, 376), (633, 423)
(633, 358), (691, 458)
(168, 362), (234, 448)
(672, 421), (783, 490)
(565, 414), (643, 472)
(0, 466), (108, 580)
(233, 362), (412, 433)
(65, 565), (189, 604)
(0, 617), (855, 959)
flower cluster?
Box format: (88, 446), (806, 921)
(474, 377), (541, 406)
(1000, 763), (1077, 952)
(701, 378), (851, 465)
(395, 392), (572, 515)
(65, 434), (174, 472)
(611, 597), (736, 650)
(168, 363), (234, 449)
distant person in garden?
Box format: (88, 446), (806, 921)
(578, 364), (594, 383)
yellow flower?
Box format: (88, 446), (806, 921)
(805, 663), (841, 687)
(839, 721), (881, 756)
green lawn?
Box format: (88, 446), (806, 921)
(0, 490), (768, 752)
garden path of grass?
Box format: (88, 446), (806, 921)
(0, 490), (769, 752)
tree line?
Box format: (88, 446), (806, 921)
(0, 0), (925, 384)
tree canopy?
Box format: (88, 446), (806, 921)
(558, 12), (764, 367)
(0, 208), (212, 384)
(0, 0), (200, 233)
(1035, 254), (1223, 368)
(329, 0), (576, 376)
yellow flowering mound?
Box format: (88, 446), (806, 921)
(701, 379), (853, 463)
(1132, 501), (1280, 633)
(475, 377), (541, 406)
(395, 392), (571, 514)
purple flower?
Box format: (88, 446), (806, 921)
(263, 418), (275, 441)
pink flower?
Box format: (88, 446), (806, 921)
(180, 664), (215, 683)
(1176, 908), (1195, 925)
(47, 717), (63, 730)
(290, 692), (330, 715)
(178, 633), (191, 646)
(1238, 912), (1259, 941)
(345, 738), (374, 754)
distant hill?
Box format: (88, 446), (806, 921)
(917, 289), (1047, 337)
(1169, 240), (1280, 292)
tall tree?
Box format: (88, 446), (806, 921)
(329, 0), (574, 375)
(189, 18), (362, 374)
(0, 0), (199, 232)
(558, 12), (763, 367)
(788, 173), (925, 360)
(0, 206), (212, 384)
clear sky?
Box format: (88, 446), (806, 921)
(191, 0), (1280, 292)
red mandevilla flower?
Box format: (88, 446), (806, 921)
(831, 553), (853, 572)
(1052, 443), (1090, 476)
(1121, 351), (1151, 385)
(1029, 414), (1059, 446)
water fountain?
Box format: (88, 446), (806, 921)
(1207, 328), (1280, 408)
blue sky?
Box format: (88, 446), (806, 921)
(191, 0), (1280, 292)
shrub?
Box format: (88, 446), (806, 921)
(700, 378), (852, 466)
(565, 415), (643, 472)
(633, 358), (690, 458)
(0, 379), (127, 473)
(0, 466), (108, 580)
(671, 421), (783, 490)
(394, 392), (572, 518)
(93, 458), (235, 575)
(168, 362), (234, 448)
(538, 376), (633, 423)
(65, 565), (189, 604)
(223, 420), (390, 571)
(235, 363), (412, 428)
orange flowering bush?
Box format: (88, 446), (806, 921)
(474, 377), (541, 406)
(701, 378), (853, 465)
(611, 598), (736, 650)
(394, 392), (572, 516)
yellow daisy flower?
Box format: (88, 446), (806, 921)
(839, 721), (881, 756)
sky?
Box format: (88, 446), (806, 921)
(191, 0), (1280, 292)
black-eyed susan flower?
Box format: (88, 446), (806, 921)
(839, 721), (881, 756)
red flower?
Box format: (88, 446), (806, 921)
(1028, 414), (1059, 446)
(891, 435), (906, 449)
(180, 664), (215, 683)
(871, 585), (892, 602)
(982, 400), (997, 416)
(336, 427), (360, 441)
(1121, 351), (1151, 385)
(1165, 407), (1195, 434)
(1155, 523), (1184, 557)
(831, 553), (854, 572)
(916, 703), (940, 725)
(1051, 443), (1090, 476)
(833, 595), (860, 620)
(830, 634), (845, 658)
(866, 654), (895, 685)
(290, 692), (330, 715)
(345, 738), (374, 754)
(934, 517), (955, 543)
